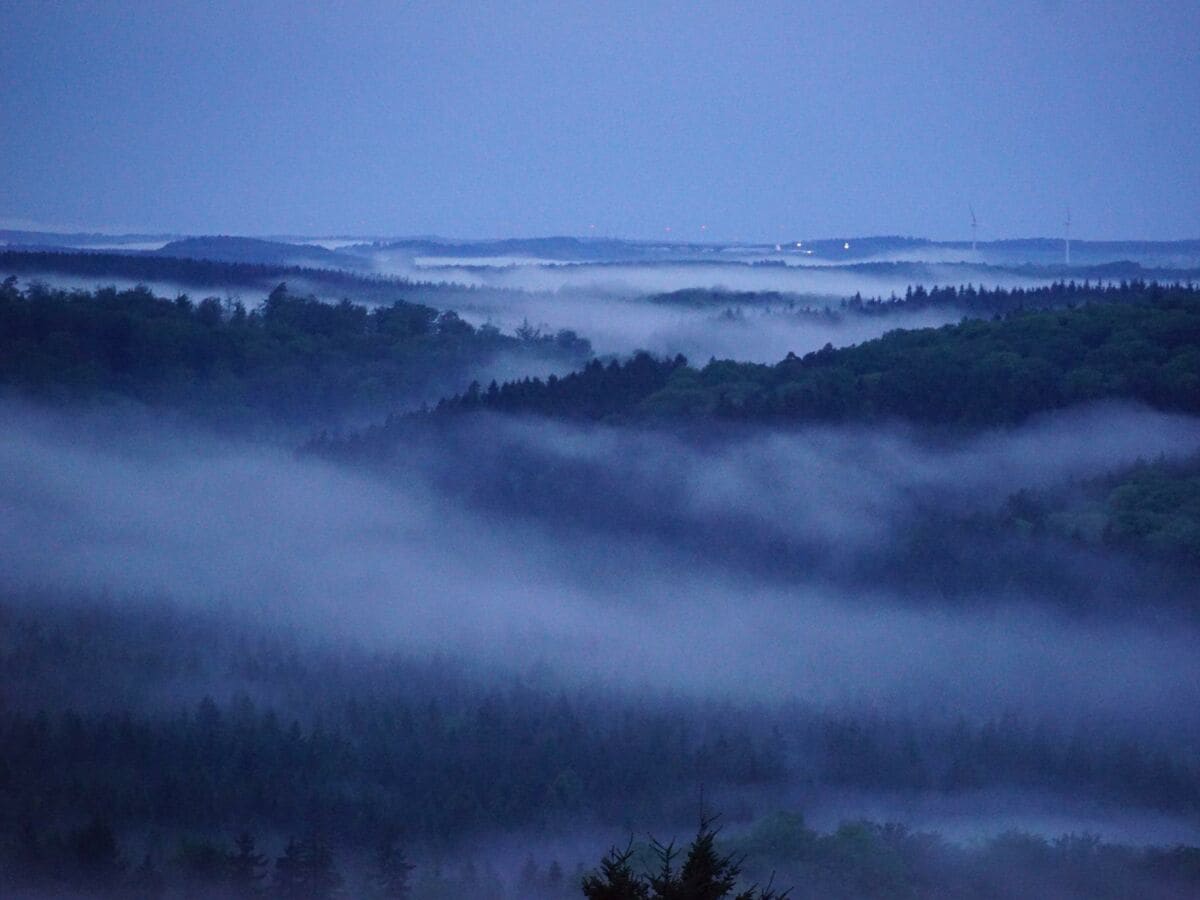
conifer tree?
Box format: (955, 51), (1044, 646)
(581, 842), (650, 900)
(274, 834), (343, 899)
(228, 831), (268, 896)
(373, 833), (415, 899)
(582, 818), (789, 900)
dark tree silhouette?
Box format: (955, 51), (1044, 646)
(228, 831), (269, 895)
(418, 281), (1200, 429)
(373, 832), (416, 899)
(274, 834), (343, 899)
(68, 815), (126, 891)
(583, 818), (789, 900)
(582, 842), (650, 900)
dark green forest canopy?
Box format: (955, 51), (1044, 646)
(645, 276), (1200, 317)
(0, 278), (589, 425)
(3, 597), (1200, 898)
(583, 814), (1200, 900)
(0, 248), (454, 295)
(837, 278), (1200, 317)
(434, 282), (1200, 428)
(1005, 453), (1200, 567)
(3, 598), (1199, 852)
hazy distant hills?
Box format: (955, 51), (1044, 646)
(0, 249), (465, 304)
(353, 235), (672, 260)
(0, 232), (370, 268)
(0, 229), (180, 248)
(5, 229), (1200, 270)
(153, 236), (368, 269)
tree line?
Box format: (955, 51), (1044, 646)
(1005, 452), (1200, 568)
(431, 281), (1199, 427)
(840, 277), (1195, 317)
(0, 248), (444, 296)
(0, 278), (589, 426)
(3, 598), (1197, 868)
(6, 809), (1199, 898)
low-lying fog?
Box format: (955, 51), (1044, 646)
(18, 272), (973, 365)
(450, 289), (967, 362)
(6, 264), (1027, 365)
(4, 400), (1198, 738)
(7, 243), (1084, 372)
(374, 256), (1054, 361)
(384, 256), (1048, 297)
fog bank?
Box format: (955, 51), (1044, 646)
(4, 402), (1199, 734)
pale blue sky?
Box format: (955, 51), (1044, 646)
(1, 0), (1197, 241)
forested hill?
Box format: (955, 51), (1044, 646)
(1004, 452), (1200, 568)
(3, 597), (1198, 898)
(0, 248), (466, 298)
(0, 279), (590, 426)
(837, 278), (1200, 317)
(431, 281), (1200, 428)
(644, 277), (1200, 316)
(154, 236), (361, 268)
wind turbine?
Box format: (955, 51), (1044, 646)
(1064, 206), (1072, 266)
(969, 204), (978, 252)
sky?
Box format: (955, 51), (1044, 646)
(1, 0), (1197, 242)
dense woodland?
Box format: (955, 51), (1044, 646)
(2, 598), (1199, 898)
(0, 278), (589, 426)
(586, 816), (1200, 900)
(0, 249), (428, 295)
(838, 279), (1197, 317)
(1004, 453), (1200, 567)
(432, 281), (1200, 426)
(307, 282), (1200, 587)
(650, 278), (1187, 317)
(4, 273), (1200, 897)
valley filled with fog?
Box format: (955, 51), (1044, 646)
(6, 399), (1200, 722)
(3, 234), (1200, 898)
(5, 2), (1199, 894)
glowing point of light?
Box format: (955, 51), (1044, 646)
(795, 241), (803, 248)
(844, 242), (850, 250)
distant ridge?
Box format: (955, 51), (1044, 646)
(359, 235), (672, 260)
(4, 229), (1200, 270)
(154, 235), (365, 268)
